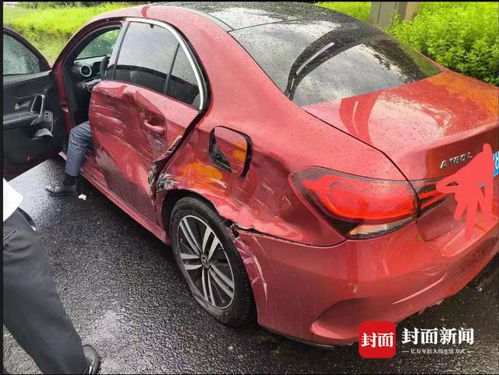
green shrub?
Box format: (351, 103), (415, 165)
(318, 2), (499, 86)
(387, 2), (499, 85)
(316, 2), (371, 22)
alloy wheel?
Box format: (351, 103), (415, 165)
(177, 214), (236, 309)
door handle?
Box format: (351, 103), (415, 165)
(30, 95), (46, 125)
(15, 100), (30, 111)
(122, 87), (136, 101)
(143, 119), (164, 135)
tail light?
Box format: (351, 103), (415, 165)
(290, 167), (445, 239)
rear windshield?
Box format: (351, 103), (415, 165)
(231, 21), (441, 106)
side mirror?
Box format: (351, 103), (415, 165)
(209, 127), (252, 176)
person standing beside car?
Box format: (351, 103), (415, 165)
(3, 178), (101, 374)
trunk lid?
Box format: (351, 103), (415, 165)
(303, 71), (499, 242)
(302, 70), (498, 180)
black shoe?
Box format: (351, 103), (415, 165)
(83, 345), (101, 374)
(45, 183), (77, 196)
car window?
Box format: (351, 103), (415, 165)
(76, 29), (120, 60)
(167, 48), (200, 107)
(231, 22), (441, 106)
(3, 34), (41, 76)
(115, 22), (178, 94)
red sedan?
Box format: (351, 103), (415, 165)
(3, 2), (498, 346)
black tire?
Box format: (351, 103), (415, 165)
(170, 196), (256, 327)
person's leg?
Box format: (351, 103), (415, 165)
(65, 121), (93, 179)
(3, 209), (98, 374)
(46, 121), (92, 196)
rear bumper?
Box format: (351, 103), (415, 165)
(235, 215), (498, 346)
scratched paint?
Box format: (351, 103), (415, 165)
(156, 172), (179, 192)
(229, 225), (268, 304)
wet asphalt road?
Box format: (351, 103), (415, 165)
(3, 158), (499, 374)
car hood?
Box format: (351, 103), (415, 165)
(302, 70), (498, 180)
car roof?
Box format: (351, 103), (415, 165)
(153, 1), (366, 31)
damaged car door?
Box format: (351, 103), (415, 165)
(89, 19), (205, 222)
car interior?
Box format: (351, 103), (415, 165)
(3, 28), (68, 179)
(63, 23), (201, 128)
(62, 25), (122, 127)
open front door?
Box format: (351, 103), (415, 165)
(3, 27), (65, 180)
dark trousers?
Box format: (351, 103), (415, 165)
(65, 121), (92, 177)
(3, 209), (88, 374)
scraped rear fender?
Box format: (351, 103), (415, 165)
(153, 126), (343, 247)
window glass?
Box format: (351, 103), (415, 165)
(115, 22), (178, 93)
(77, 29), (120, 60)
(3, 34), (41, 76)
(231, 22), (440, 106)
(290, 38), (440, 106)
(167, 48), (200, 107)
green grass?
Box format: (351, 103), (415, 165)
(7, 3), (127, 36)
(3, 3), (130, 62)
(3, 7), (31, 24)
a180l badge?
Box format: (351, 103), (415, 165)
(439, 152), (473, 169)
